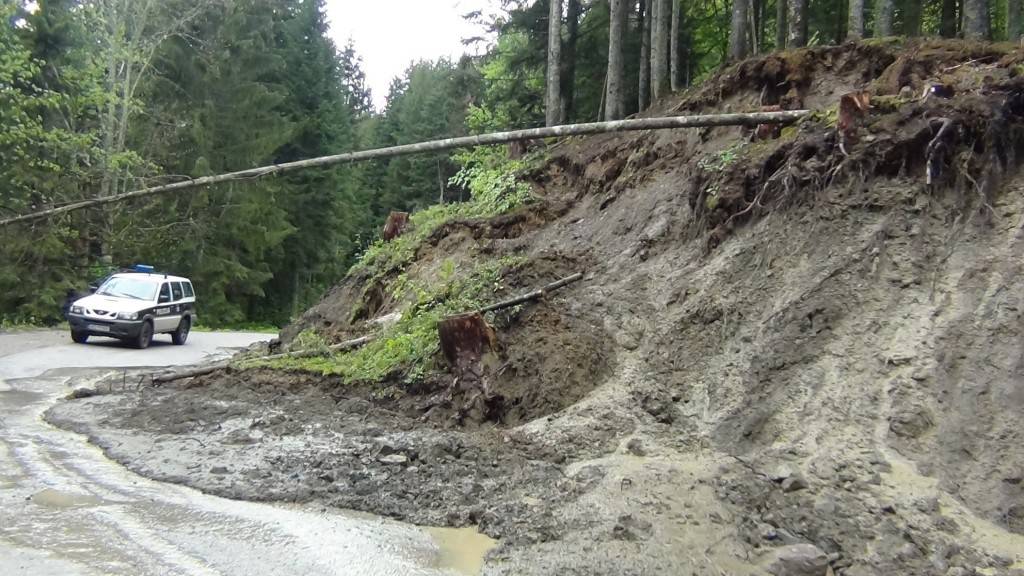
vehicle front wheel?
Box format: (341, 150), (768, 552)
(171, 317), (190, 345)
(134, 321), (153, 349)
(71, 330), (89, 344)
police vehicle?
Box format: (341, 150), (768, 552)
(66, 265), (197, 349)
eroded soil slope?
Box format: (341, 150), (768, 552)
(50, 40), (1024, 575)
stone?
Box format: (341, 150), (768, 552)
(611, 514), (653, 541)
(68, 387), (98, 399)
(767, 543), (829, 576)
(378, 454), (408, 465)
(782, 473), (809, 493)
(626, 438), (647, 456)
(210, 466), (229, 474)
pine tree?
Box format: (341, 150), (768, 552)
(605, 0), (627, 120)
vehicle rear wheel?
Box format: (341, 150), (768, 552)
(134, 321), (153, 349)
(171, 316), (191, 345)
(71, 330), (89, 344)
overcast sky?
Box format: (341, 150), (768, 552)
(324, 0), (499, 110)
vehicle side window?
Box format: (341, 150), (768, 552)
(183, 282), (194, 298)
(159, 283), (171, 303)
(171, 282), (183, 301)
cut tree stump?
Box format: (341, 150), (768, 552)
(383, 211), (410, 241)
(438, 312), (499, 423)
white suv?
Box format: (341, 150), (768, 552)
(66, 269), (197, 349)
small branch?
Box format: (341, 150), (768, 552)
(478, 272), (584, 314)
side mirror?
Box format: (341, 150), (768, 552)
(88, 284), (99, 293)
(158, 294), (171, 304)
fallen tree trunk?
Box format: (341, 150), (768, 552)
(259, 335), (374, 361)
(153, 335), (374, 383)
(478, 272), (584, 314)
(152, 362), (228, 384)
(1, 111), (808, 227)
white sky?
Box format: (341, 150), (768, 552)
(324, 0), (500, 110)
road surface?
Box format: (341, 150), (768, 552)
(0, 330), (486, 575)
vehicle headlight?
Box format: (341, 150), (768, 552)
(116, 311), (138, 320)
(70, 306), (83, 314)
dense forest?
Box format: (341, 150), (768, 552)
(1, 0), (1019, 327)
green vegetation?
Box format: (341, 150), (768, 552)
(354, 145), (535, 279)
(249, 256), (524, 385)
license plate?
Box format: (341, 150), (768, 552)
(88, 324), (110, 333)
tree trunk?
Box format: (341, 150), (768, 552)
(963, 0), (990, 38)
(561, 0), (580, 121)
(1010, 0), (1023, 42)
(639, 0), (652, 110)
(651, 0), (671, 99)
(752, 0), (763, 53)
(875, 0), (895, 35)
(776, 0), (787, 48)
(605, 0), (627, 120)
(730, 0), (750, 60)
(546, 0), (563, 126)
(847, 0), (864, 39)
(1, 111), (811, 226)
(940, 0), (958, 37)
(671, 0), (683, 90)
(904, 0), (923, 36)
(788, 0), (807, 46)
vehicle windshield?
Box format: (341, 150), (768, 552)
(96, 276), (158, 301)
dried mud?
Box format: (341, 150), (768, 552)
(49, 40), (1024, 575)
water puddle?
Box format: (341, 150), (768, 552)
(427, 526), (498, 575)
(31, 488), (106, 509)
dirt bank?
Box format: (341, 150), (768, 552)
(49, 40), (1024, 575)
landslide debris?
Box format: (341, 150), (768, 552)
(49, 39), (1024, 575)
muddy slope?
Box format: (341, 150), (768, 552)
(50, 40), (1024, 575)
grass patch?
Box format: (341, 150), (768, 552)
(247, 256), (524, 385)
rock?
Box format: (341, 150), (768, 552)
(611, 514), (653, 541)
(767, 543), (829, 576)
(210, 466), (229, 474)
(782, 473), (809, 493)
(759, 523), (779, 541)
(626, 438), (647, 456)
(221, 428), (256, 445)
(770, 465), (796, 482)
(68, 387), (98, 399)
(378, 454), (408, 465)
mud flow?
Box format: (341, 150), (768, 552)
(44, 40), (1024, 575)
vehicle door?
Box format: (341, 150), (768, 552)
(153, 283), (177, 331)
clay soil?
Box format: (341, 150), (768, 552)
(49, 39), (1024, 575)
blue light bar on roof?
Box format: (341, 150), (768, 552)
(133, 264), (155, 273)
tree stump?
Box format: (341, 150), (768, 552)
(438, 312), (499, 423)
(382, 211), (410, 241)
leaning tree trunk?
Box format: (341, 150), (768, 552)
(847, 0), (864, 39)
(963, 0), (990, 39)
(788, 0), (807, 46)
(729, 0), (750, 60)
(639, 0), (652, 110)
(546, 0), (563, 126)
(670, 0), (683, 90)
(776, 0), (787, 48)
(875, 0), (895, 36)
(1010, 0), (1023, 42)
(940, 0), (958, 37)
(651, 0), (671, 99)
(605, 0), (627, 120)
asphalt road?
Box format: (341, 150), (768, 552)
(0, 330), (474, 576)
